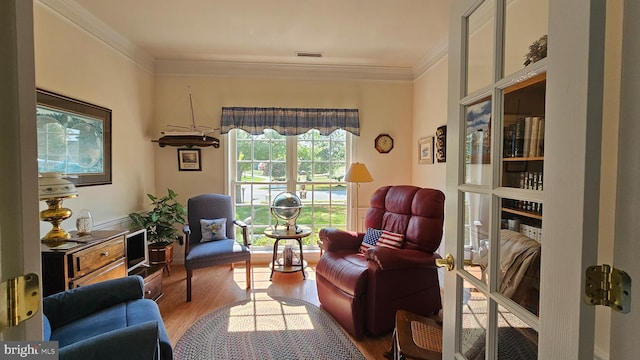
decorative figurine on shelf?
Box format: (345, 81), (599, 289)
(524, 34), (548, 66)
(76, 209), (93, 236)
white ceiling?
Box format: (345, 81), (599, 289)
(60, 0), (451, 76)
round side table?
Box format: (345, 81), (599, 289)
(264, 226), (311, 280)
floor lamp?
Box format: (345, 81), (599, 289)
(344, 162), (373, 231)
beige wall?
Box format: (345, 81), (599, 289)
(152, 76), (414, 208)
(34, 3), (156, 235)
(412, 55), (448, 192)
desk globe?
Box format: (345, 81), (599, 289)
(271, 192), (303, 232)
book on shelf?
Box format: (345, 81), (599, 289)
(529, 117), (539, 157)
(536, 118), (545, 156)
(523, 117), (532, 157)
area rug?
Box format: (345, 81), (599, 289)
(174, 295), (365, 360)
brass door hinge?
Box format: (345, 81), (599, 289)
(585, 264), (631, 313)
(0, 273), (40, 331)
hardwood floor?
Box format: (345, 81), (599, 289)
(157, 262), (393, 360)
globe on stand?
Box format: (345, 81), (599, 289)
(270, 192), (303, 233)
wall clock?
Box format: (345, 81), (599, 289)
(375, 133), (394, 153)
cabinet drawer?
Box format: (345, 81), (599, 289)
(70, 236), (125, 278)
(70, 258), (127, 288)
(143, 269), (163, 300)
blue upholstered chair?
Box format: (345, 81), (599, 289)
(43, 275), (171, 360)
(181, 194), (251, 302)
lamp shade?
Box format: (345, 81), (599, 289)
(344, 162), (373, 183)
(39, 172), (78, 200)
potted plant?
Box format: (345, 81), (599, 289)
(129, 189), (186, 274)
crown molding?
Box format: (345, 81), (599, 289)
(412, 37), (449, 78)
(36, 0), (447, 81)
(155, 59), (415, 82)
(36, 0), (155, 72)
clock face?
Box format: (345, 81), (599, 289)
(375, 134), (394, 153)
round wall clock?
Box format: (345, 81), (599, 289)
(375, 133), (394, 153)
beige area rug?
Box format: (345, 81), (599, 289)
(175, 295), (364, 360)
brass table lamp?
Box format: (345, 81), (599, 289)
(39, 172), (78, 245)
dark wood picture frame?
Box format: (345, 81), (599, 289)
(178, 148), (202, 171)
(36, 89), (112, 186)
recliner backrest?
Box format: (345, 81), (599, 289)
(364, 185), (445, 252)
(187, 194), (236, 245)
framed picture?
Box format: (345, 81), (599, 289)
(36, 89), (112, 186)
(178, 148), (202, 171)
(436, 125), (447, 163)
(418, 136), (434, 164)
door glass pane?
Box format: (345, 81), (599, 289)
(465, 97), (492, 185)
(496, 304), (538, 358)
(499, 199), (541, 316)
(467, 0), (496, 94)
(501, 73), (546, 188)
(460, 280), (488, 357)
(504, 0), (549, 77)
(464, 192), (491, 283)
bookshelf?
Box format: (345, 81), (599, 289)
(501, 73), (546, 242)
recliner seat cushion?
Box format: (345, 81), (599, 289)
(315, 252), (368, 296)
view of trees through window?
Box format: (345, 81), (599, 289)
(231, 129), (349, 249)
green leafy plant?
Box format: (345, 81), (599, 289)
(129, 189), (186, 245)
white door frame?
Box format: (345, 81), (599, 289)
(0, 0), (42, 340)
(609, 0), (640, 358)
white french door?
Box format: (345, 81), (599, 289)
(443, 0), (606, 358)
(1, 0), (42, 340)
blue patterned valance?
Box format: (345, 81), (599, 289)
(220, 107), (360, 136)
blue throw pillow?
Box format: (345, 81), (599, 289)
(200, 218), (227, 242)
(360, 228), (383, 254)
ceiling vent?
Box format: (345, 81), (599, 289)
(296, 51), (323, 58)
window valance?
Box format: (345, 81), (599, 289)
(220, 107), (360, 136)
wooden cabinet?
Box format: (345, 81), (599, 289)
(129, 265), (164, 301)
(41, 230), (128, 296)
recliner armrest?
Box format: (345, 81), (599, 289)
(58, 321), (159, 360)
(366, 247), (441, 271)
(44, 276), (145, 330)
(319, 228), (362, 252)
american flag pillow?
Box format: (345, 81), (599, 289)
(360, 228), (383, 254)
(376, 230), (404, 249)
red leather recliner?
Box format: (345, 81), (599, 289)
(316, 185), (445, 339)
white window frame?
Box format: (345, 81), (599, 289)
(224, 129), (355, 251)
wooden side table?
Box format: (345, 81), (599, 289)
(264, 226), (311, 280)
(391, 310), (442, 360)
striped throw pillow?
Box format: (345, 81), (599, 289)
(360, 228), (383, 254)
(376, 230), (404, 249)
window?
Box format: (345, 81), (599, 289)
(229, 129), (350, 250)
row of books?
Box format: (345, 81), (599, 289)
(503, 171), (543, 191)
(520, 172), (543, 191)
(504, 116), (546, 158)
(504, 199), (543, 215)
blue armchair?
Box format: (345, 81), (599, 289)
(43, 276), (172, 360)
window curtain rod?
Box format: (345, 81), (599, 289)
(221, 107), (360, 136)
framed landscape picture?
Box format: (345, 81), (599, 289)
(36, 89), (112, 186)
(178, 148), (202, 171)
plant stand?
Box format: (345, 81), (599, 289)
(148, 243), (174, 276)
